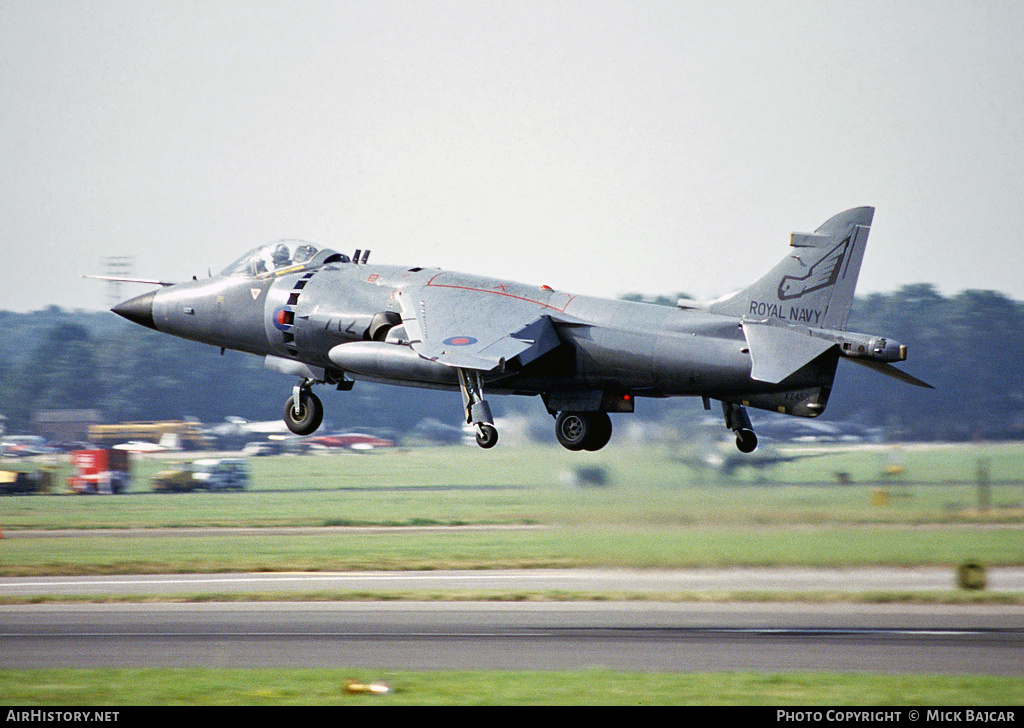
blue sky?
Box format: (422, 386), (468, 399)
(3, 0), (1023, 312)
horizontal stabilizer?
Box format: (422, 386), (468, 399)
(742, 322), (836, 384)
(848, 358), (934, 388)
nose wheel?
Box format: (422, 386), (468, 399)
(283, 385), (323, 436)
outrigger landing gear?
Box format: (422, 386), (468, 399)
(458, 369), (498, 449)
(722, 401), (758, 453)
(283, 380), (324, 436)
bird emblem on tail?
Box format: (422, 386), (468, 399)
(778, 237), (850, 301)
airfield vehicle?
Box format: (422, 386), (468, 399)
(0, 467), (54, 495)
(67, 449), (130, 494)
(152, 458), (249, 492)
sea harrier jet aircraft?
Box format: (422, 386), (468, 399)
(104, 207), (930, 452)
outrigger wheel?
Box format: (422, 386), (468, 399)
(475, 423), (499, 449)
(283, 389), (323, 436)
(722, 401), (758, 453)
(457, 368), (498, 449)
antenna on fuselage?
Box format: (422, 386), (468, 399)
(353, 249), (361, 264)
(361, 250), (371, 264)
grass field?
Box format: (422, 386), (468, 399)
(2, 524), (1023, 577)
(2, 442), (1022, 576)
(7, 441), (1024, 526)
(2, 668), (1022, 706)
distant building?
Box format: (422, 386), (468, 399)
(31, 409), (102, 444)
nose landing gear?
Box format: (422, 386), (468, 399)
(283, 382), (324, 436)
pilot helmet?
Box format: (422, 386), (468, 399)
(271, 243), (291, 267)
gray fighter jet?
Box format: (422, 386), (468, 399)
(105, 207), (931, 452)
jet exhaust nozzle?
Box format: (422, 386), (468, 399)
(112, 290), (158, 330)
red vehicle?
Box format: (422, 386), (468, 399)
(68, 449), (131, 494)
(307, 433), (395, 450)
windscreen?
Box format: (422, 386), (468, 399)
(219, 240), (349, 277)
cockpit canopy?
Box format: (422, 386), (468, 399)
(220, 240), (350, 278)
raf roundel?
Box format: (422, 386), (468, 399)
(273, 307), (294, 331)
(443, 336), (478, 346)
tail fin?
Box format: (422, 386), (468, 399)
(707, 207), (874, 331)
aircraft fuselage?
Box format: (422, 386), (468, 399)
(136, 263), (833, 411)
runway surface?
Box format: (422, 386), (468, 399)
(3, 566), (1024, 596)
(2, 570), (1022, 674)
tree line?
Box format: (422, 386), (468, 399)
(0, 284), (1019, 441)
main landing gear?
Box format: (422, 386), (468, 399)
(457, 369), (617, 452)
(554, 411), (613, 451)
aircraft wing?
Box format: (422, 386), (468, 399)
(396, 273), (571, 372)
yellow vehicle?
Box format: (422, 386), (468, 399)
(152, 459), (249, 492)
(151, 464), (195, 492)
(0, 467), (54, 495)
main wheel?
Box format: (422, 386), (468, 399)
(556, 411), (612, 451)
(582, 412), (612, 451)
(475, 423), (499, 449)
(283, 391), (323, 436)
(555, 412), (588, 451)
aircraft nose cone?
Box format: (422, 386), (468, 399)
(112, 290), (157, 330)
